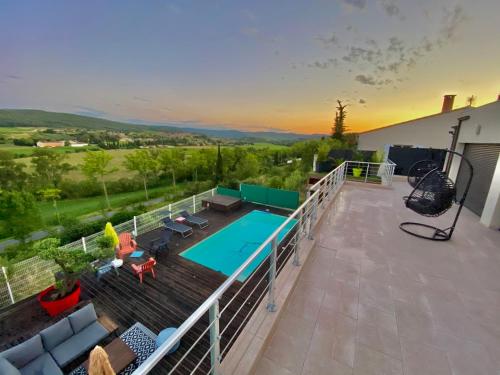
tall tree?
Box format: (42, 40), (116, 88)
(123, 149), (157, 200)
(31, 149), (73, 188)
(81, 151), (116, 210)
(38, 188), (62, 225)
(0, 190), (41, 242)
(332, 100), (348, 141)
(0, 151), (28, 190)
(214, 144), (224, 184)
(158, 149), (185, 188)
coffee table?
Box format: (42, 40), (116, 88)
(82, 337), (136, 373)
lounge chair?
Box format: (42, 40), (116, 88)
(180, 210), (209, 229)
(162, 217), (193, 238)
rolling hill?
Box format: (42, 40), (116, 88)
(0, 109), (324, 142)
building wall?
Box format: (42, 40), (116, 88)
(358, 107), (471, 151)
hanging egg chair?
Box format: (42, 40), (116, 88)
(399, 150), (473, 241)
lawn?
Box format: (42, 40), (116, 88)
(37, 183), (187, 224)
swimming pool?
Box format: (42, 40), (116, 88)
(180, 210), (298, 281)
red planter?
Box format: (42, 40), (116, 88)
(38, 281), (81, 317)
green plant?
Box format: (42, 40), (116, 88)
(371, 150), (384, 163)
(35, 238), (95, 300)
(95, 235), (115, 259)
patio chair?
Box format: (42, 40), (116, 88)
(149, 231), (172, 258)
(118, 232), (138, 259)
(180, 210), (209, 229)
(162, 218), (193, 238)
(131, 257), (157, 283)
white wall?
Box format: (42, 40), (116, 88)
(457, 101), (500, 144)
(480, 154), (500, 229)
(358, 107), (472, 151)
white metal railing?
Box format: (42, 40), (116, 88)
(0, 188), (217, 309)
(132, 160), (395, 374)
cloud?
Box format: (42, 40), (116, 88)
(6, 75), (22, 80)
(133, 96), (152, 103)
(316, 32), (338, 47)
(74, 106), (107, 117)
(379, 0), (400, 17)
(439, 5), (466, 43)
(359, 98), (366, 104)
(307, 58), (338, 70)
(340, 0), (367, 9)
(355, 74), (377, 85)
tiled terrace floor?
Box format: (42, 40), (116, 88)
(253, 180), (500, 375)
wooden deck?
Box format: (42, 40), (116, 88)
(0, 203), (297, 374)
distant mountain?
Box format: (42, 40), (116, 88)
(0, 109), (324, 142)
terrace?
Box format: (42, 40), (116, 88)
(4, 159), (498, 375)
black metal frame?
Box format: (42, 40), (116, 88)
(399, 150), (474, 241)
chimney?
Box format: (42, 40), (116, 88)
(441, 94), (456, 113)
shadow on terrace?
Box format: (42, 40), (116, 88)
(0, 200), (296, 374)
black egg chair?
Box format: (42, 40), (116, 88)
(399, 150), (473, 241)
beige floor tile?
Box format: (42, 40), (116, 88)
(263, 330), (310, 374)
(353, 344), (403, 375)
(400, 338), (452, 375)
(359, 278), (394, 314)
(254, 356), (298, 375)
(357, 303), (398, 334)
(302, 356), (353, 375)
(322, 283), (359, 319)
(356, 321), (401, 360)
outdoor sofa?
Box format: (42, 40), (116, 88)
(0, 303), (109, 375)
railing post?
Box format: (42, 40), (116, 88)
(292, 234), (300, 266)
(364, 162), (369, 183)
(2, 266), (15, 304)
(133, 216), (138, 237)
(192, 195), (196, 214)
(307, 199), (315, 240)
(209, 300), (221, 375)
(267, 237), (277, 312)
(168, 204), (172, 218)
(81, 237), (87, 253)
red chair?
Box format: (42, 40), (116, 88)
(131, 257), (157, 283)
(118, 232), (137, 259)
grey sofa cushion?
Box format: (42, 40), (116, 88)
(19, 353), (63, 375)
(0, 357), (21, 375)
(0, 335), (45, 368)
(68, 303), (97, 333)
(50, 321), (108, 367)
(40, 318), (74, 351)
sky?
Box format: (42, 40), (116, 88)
(0, 0), (499, 134)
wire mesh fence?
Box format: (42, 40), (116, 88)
(0, 188), (216, 309)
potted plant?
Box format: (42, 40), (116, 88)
(35, 238), (95, 316)
(352, 151), (364, 177)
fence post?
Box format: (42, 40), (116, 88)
(364, 162), (369, 183)
(267, 237), (277, 312)
(2, 266), (15, 304)
(81, 237), (87, 253)
(209, 300), (221, 375)
(168, 204), (172, 218)
(133, 216), (138, 237)
(192, 195), (196, 214)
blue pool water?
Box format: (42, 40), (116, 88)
(180, 210), (297, 281)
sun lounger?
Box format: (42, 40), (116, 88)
(180, 210), (209, 229)
(162, 217), (193, 238)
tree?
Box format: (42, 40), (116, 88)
(283, 170), (306, 192)
(235, 153), (260, 180)
(0, 151), (28, 190)
(81, 151), (116, 210)
(214, 144), (224, 184)
(332, 100), (348, 140)
(158, 149), (185, 188)
(35, 238), (95, 299)
(123, 150), (157, 200)
(0, 190), (41, 242)
(38, 188), (62, 225)
(31, 149), (73, 188)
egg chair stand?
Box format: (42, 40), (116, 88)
(399, 150), (473, 241)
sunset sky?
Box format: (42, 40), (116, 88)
(1, 0), (499, 134)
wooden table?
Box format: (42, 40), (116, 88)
(82, 337), (136, 373)
(98, 314), (119, 336)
